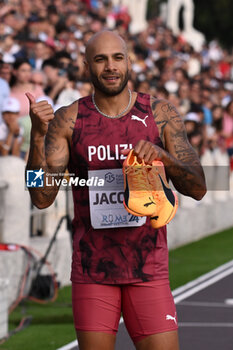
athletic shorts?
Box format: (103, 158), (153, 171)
(72, 279), (178, 343)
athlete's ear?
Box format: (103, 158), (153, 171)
(83, 59), (90, 78)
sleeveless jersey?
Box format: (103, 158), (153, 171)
(68, 92), (169, 284)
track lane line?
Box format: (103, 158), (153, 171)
(173, 259), (233, 297)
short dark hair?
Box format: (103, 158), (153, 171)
(42, 58), (59, 69)
(55, 51), (72, 61)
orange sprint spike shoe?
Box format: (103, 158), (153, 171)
(148, 161), (178, 228)
(123, 150), (156, 216)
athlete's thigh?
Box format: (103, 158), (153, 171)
(77, 331), (117, 350)
(72, 282), (122, 332)
(135, 330), (179, 350)
(122, 279), (179, 347)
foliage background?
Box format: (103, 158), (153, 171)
(147, 0), (233, 50)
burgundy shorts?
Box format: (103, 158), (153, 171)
(72, 279), (178, 344)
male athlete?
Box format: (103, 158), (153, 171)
(26, 31), (206, 350)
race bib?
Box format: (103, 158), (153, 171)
(88, 168), (146, 229)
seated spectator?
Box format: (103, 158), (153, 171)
(0, 58), (13, 83)
(223, 100), (233, 157)
(201, 87), (213, 125)
(184, 112), (202, 136)
(56, 50), (73, 72)
(42, 58), (68, 104)
(156, 86), (169, 100)
(136, 80), (151, 94)
(207, 104), (224, 144)
(0, 97), (22, 156)
(30, 69), (47, 90)
(10, 58), (44, 117)
(188, 129), (205, 157)
(177, 82), (191, 116)
(29, 40), (52, 70)
(57, 66), (81, 106)
(0, 60), (10, 122)
(77, 81), (93, 97)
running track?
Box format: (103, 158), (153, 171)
(57, 260), (233, 350)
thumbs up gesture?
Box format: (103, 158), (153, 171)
(26, 92), (55, 139)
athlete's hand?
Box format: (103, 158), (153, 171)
(26, 92), (55, 139)
(120, 143), (164, 163)
(134, 140), (164, 164)
(121, 140), (165, 164)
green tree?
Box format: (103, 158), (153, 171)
(194, 0), (233, 49)
(147, 0), (233, 49)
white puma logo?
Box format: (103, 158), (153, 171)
(166, 313), (177, 325)
(131, 115), (148, 127)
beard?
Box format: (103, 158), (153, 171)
(89, 68), (130, 96)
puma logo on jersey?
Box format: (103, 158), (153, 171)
(131, 115), (148, 127)
(166, 313), (177, 325)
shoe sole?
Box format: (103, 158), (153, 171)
(124, 193), (178, 225)
(150, 193), (178, 228)
(123, 200), (145, 217)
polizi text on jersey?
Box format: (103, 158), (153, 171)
(88, 144), (133, 161)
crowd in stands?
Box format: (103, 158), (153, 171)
(0, 0), (233, 177)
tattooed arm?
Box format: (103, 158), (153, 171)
(26, 93), (77, 208)
(134, 98), (206, 200)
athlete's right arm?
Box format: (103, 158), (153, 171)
(26, 93), (70, 209)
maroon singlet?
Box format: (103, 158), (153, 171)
(68, 92), (169, 284)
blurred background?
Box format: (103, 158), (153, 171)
(0, 0), (233, 348)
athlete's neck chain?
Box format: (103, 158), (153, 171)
(92, 89), (132, 119)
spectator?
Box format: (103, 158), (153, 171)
(0, 97), (22, 156)
(42, 58), (68, 103)
(177, 82), (191, 116)
(30, 69), (47, 90)
(57, 66), (81, 106)
(184, 112), (205, 157)
(10, 58), (43, 117)
(211, 104), (224, 137)
(28, 40), (52, 70)
(0, 58), (13, 83)
(201, 87), (213, 128)
(56, 50), (73, 71)
(0, 60), (10, 122)
(77, 81), (93, 97)
(223, 100), (233, 157)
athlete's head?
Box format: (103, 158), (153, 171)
(84, 31), (131, 96)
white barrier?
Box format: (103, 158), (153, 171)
(167, 195), (233, 249)
(0, 278), (8, 339)
(0, 156), (30, 246)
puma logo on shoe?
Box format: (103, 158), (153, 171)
(144, 197), (155, 207)
(150, 215), (159, 221)
(131, 115), (148, 127)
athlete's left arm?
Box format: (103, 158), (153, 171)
(149, 98), (206, 200)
